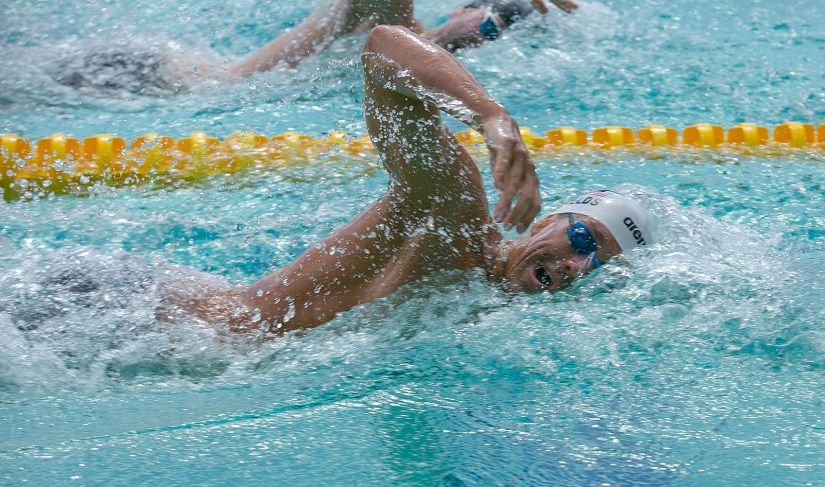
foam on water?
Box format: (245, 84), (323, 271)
(1, 158), (821, 398)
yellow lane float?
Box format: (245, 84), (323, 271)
(726, 123), (769, 147)
(592, 126), (634, 149)
(774, 122), (815, 147)
(637, 125), (678, 147)
(2, 123), (824, 200)
(682, 123), (725, 147)
(546, 126), (587, 146)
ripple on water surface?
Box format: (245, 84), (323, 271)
(1, 154), (823, 485)
(1, 0), (825, 484)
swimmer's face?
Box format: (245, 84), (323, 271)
(502, 214), (622, 292)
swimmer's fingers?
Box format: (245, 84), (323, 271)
(483, 113), (534, 227)
(489, 132), (521, 223)
(488, 145), (504, 191)
(485, 121), (516, 192)
(491, 142), (516, 223)
(492, 137), (539, 232)
(501, 156), (541, 233)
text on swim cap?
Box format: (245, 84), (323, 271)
(569, 196), (600, 205)
(623, 217), (646, 246)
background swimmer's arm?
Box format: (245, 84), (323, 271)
(532, 0), (579, 14)
(228, 3), (346, 76)
(423, 8), (490, 51)
(228, 0), (418, 78)
(361, 25), (540, 232)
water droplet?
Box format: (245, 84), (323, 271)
(284, 298), (296, 323)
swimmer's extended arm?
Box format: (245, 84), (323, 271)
(532, 0), (579, 14)
(362, 25), (540, 231)
(228, 0), (417, 77)
(212, 26), (537, 335)
(228, 3), (348, 76)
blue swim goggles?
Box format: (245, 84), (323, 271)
(479, 11), (502, 40)
(567, 213), (601, 269)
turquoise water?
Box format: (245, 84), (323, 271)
(2, 1), (824, 486)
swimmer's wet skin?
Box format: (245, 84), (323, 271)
(197, 0), (577, 82)
(167, 26), (653, 335)
(51, 0), (578, 90)
(426, 0), (578, 51)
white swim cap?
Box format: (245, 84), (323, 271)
(548, 189), (656, 251)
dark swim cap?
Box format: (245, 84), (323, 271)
(463, 0), (535, 27)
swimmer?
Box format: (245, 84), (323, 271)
(173, 0), (578, 84)
(53, 1), (577, 92)
(425, 0), (578, 51)
(162, 25), (655, 334)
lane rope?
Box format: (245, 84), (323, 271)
(2, 122), (824, 200)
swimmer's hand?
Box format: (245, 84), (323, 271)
(482, 111), (541, 233)
(532, 0), (579, 14)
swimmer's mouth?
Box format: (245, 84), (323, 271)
(534, 265), (553, 288)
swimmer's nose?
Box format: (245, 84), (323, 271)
(558, 258), (577, 276)
(558, 256), (591, 280)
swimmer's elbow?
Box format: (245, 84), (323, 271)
(362, 25), (409, 59)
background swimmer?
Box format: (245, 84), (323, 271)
(162, 25), (653, 334)
(51, 0), (578, 92)
(222, 0), (578, 78)
(426, 0), (577, 51)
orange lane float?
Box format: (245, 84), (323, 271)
(546, 126), (587, 146)
(682, 123), (725, 147)
(592, 126), (634, 149)
(637, 125), (678, 147)
(727, 123), (769, 147)
(2, 123), (823, 200)
(127, 133), (175, 178)
(773, 122), (815, 148)
(1, 134), (32, 181)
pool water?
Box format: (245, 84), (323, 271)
(1, 1), (824, 485)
